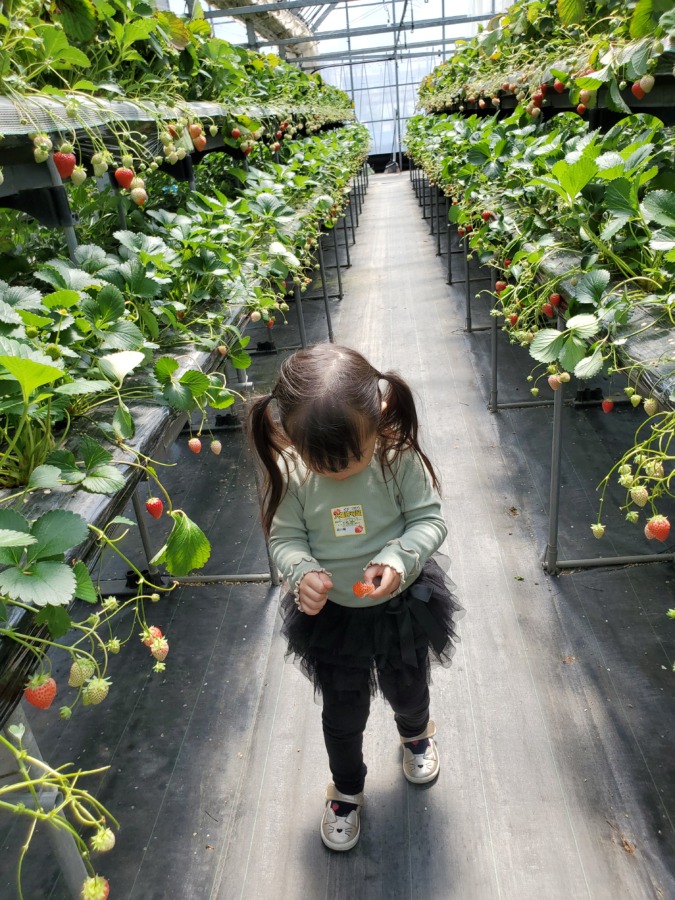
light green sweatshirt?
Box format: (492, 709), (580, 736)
(269, 446), (447, 607)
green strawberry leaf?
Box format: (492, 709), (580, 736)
(113, 400), (134, 440)
(151, 510), (211, 576)
(566, 313), (600, 339)
(73, 560), (98, 603)
(0, 560), (76, 606)
(35, 604), (73, 638)
(575, 269), (611, 305)
(28, 509), (89, 561)
(0, 529), (38, 548)
(574, 346), (605, 379)
(27, 465), (63, 490)
(641, 190), (675, 228)
(82, 465), (126, 494)
(529, 329), (566, 363)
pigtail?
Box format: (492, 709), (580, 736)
(378, 372), (441, 492)
(247, 394), (289, 535)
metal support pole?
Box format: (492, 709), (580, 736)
(348, 195), (356, 244)
(332, 227), (344, 300)
(542, 378), (565, 574)
(436, 189), (443, 255)
(447, 220), (453, 284)
(317, 239), (335, 342)
(422, 174), (427, 220)
(430, 183), (435, 236)
(293, 279), (308, 347)
(341, 214), (351, 267)
(489, 269), (499, 411)
(464, 237), (472, 332)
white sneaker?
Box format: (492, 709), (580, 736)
(320, 784), (363, 851)
(401, 719), (440, 784)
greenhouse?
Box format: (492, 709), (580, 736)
(0, 1), (673, 898)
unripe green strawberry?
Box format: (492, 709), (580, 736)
(643, 397), (658, 415)
(106, 638), (121, 654)
(630, 485), (649, 507)
(209, 125), (218, 137)
(68, 657), (96, 687)
(71, 166), (87, 186)
(121, 154), (133, 168)
(630, 394), (642, 407)
(591, 523), (605, 539)
(80, 875), (110, 899)
(639, 74), (655, 94)
(210, 440), (222, 455)
(90, 827), (116, 853)
(34, 147), (49, 163)
(82, 676), (111, 706)
(129, 175), (145, 190)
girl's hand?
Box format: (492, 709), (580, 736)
(297, 571), (333, 615)
(363, 564), (401, 600)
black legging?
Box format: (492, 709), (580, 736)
(318, 655), (430, 796)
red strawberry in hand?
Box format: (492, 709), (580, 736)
(24, 674), (57, 709)
(145, 497), (163, 519)
(353, 582), (374, 598)
(114, 167), (134, 189)
(53, 150), (76, 179)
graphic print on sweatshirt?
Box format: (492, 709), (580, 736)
(331, 505), (366, 537)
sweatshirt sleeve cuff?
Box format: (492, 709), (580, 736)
(284, 556), (332, 596)
(365, 542), (418, 587)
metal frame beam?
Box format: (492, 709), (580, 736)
(204, 0), (361, 18)
(248, 13), (494, 47)
(295, 37), (466, 64)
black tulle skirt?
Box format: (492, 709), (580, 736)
(279, 556), (464, 698)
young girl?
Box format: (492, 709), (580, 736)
(249, 344), (462, 852)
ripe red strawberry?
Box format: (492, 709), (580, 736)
(189, 123), (203, 139)
(81, 874), (110, 900)
(142, 625), (163, 647)
(601, 399), (614, 413)
(465, 223), (473, 233)
(168, 124), (179, 138)
(188, 437), (202, 454)
(577, 103), (587, 115)
(145, 497), (163, 519)
(541, 302), (554, 317)
(549, 292), (561, 307)
(644, 515), (670, 542)
(266, 317), (275, 329)
(457, 227), (465, 236)
(495, 280), (507, 293)
(508, 313), (518, 326)
(276, 130), (283, 139)
(504, 259), (512, 267)
(193, 135), (207, 152)
(24, 674), (57, 709)
(631, 82), (646, 101)
(553, 79), (566, 93)
(481, 210), (493, 221)
(231, 128), (241, 139)
(53, 151), (76, 179)
(579, 89), (592, 105)
(353, 582), (374, 598)
(114, 167), (134, 189)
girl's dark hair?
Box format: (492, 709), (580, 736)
(248, 344), (439, 534)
